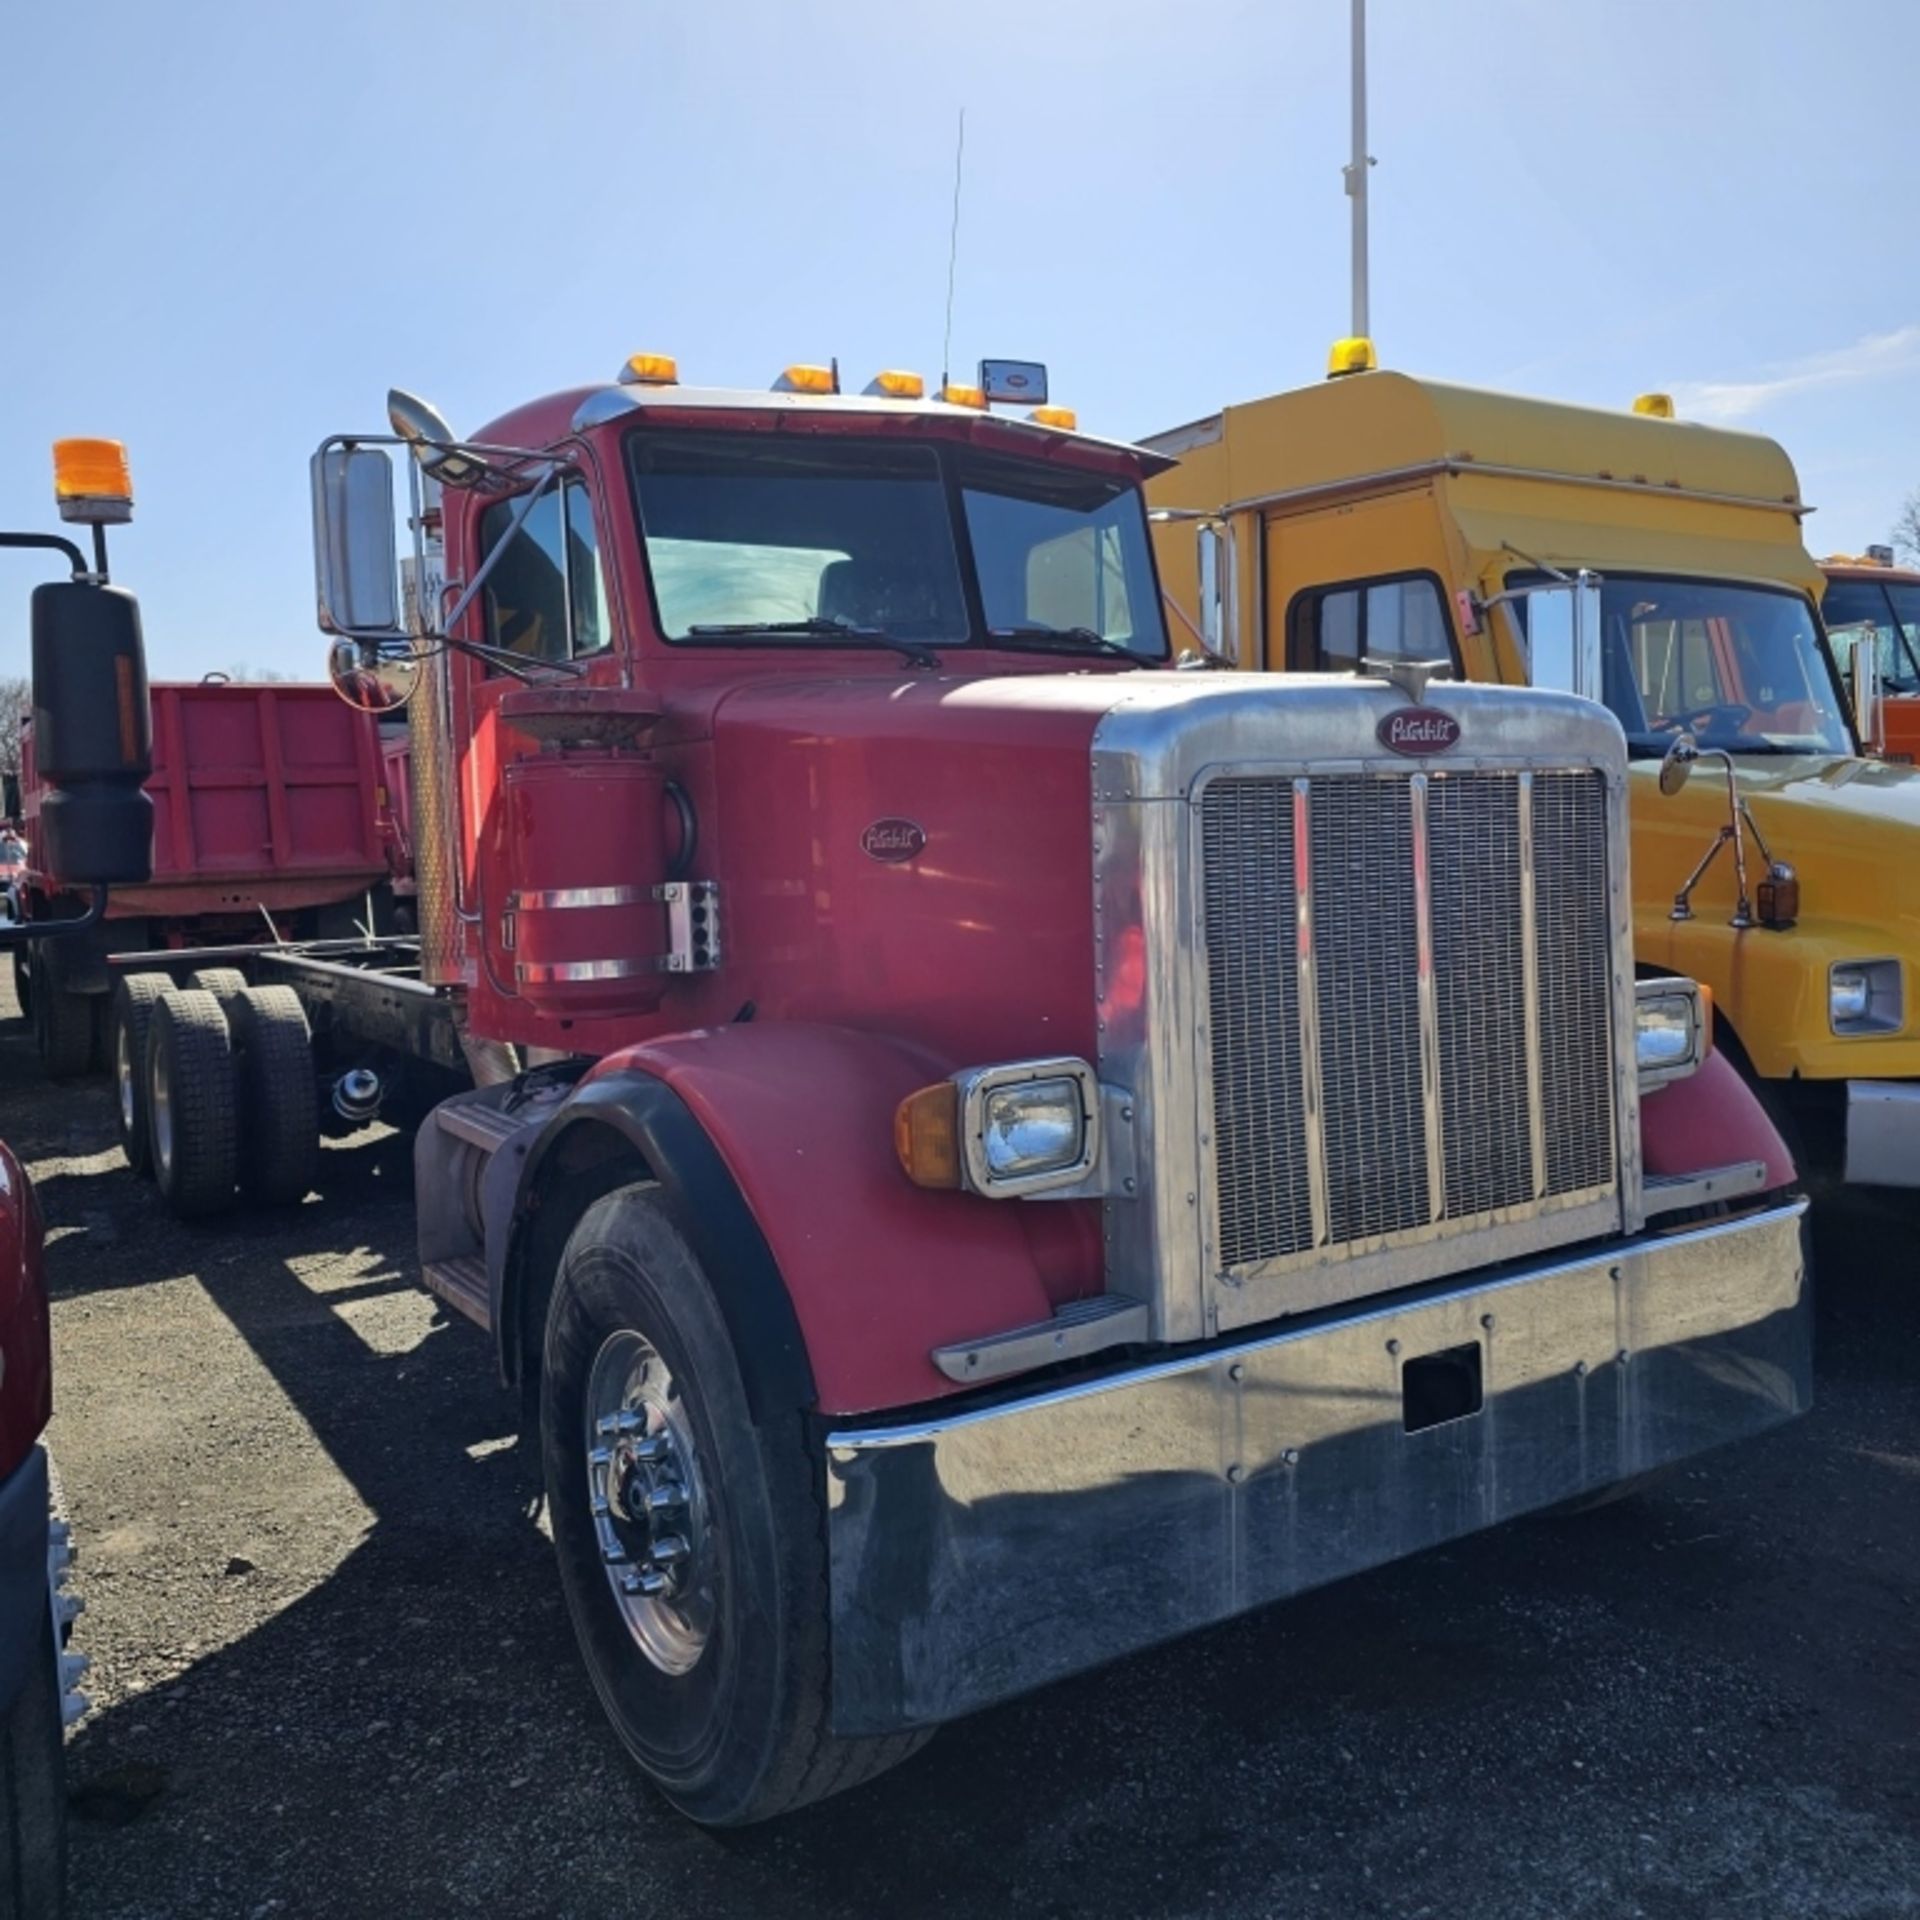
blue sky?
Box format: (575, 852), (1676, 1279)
(2, 0), (1915, 680)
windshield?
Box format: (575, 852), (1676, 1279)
(628, 431), (1166, 659)
(1510, 572), (1853, 758)
(1822, 576), (1920, 693)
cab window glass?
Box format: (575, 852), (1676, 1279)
(479, 479), (609, 670)
(1289, 574), (1454, 673)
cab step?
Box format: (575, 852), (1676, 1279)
(421, 1255), (491, 1329)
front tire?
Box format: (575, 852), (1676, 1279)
(540, 1183), (929, 1826)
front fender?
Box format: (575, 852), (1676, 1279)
(527, 1024), (1095, 1417)
(1640, 1048), (1796, 1192)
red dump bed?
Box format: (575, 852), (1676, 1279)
(24, 682), (386, 919)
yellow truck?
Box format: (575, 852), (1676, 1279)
(1145, 346), (1920, 1187)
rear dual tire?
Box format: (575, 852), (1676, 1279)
(30, 945), (93, 1082)
(112, 973), (173, 1177)
(144, 986), (317, 1218)
(148, 990), (239, 1218)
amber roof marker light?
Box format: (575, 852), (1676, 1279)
(51, 437), (134, 580)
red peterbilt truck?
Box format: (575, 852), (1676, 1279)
(118, 359), (1809, 1823)
(15, 679), (391, 1079)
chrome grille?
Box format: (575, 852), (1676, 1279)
(1534, 772), (1616, 1196)
(1202, 782), (1312, 1268)
(1307, 777), (1426, 1244)
(1428, 775), (1533, 1218)
(1201, 768), (1616, 1275)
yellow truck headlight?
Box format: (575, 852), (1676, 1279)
(896, 1058), (1099, 1196)
(1830, 959), (1902, 1035)
(1635, 979), (1708, 1091)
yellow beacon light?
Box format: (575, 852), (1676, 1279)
(1633, 392), (1676, 419)
(941, 383), (988, 411)
(1326, 336), (1378, 379)
(866, 369), (926, 400)
(52, 437), (134, 525)
(777, 363), (839, 395)
(619, 352), (680, 386)
(1028, 406), (1077, 431)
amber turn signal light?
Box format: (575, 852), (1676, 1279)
(894, 1082), (962, 1188)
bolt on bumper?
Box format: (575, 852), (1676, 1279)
(823, 1200), (1810, 1736)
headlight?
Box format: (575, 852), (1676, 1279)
(1634, 978), (1707, 1091)
(981, 1078), (1086, 1181)
(1830, 959), (1902, 1035)
(895, 1057), (1100, 1197)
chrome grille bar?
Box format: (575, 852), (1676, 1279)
(1410, 774), (1447, 1223)
(1293, 779), (1330, 1250)
(1519, 772), (1547, 1200)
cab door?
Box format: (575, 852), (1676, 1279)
(1260, 490), (1470, 679)
(450, 469), (621, 1002)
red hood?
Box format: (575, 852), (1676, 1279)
(704, 672), (1125, 1068)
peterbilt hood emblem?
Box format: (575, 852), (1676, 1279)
(1377, 707), (1462, 756)
(861, 818), (927, 863)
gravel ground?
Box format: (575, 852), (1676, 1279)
(10, 973), (1917, 1920)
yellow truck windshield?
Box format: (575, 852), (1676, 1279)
(1513, 574), (1852, 758)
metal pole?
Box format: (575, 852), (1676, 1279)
(1344, 0), (1371, 340)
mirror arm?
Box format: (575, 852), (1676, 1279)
(1738, 800), (1777, 871)
(1162, 592), (1232, 670)
(0, 884), (107, 950)
(436, 462), (563, 639)
(0, 530), (92, 582)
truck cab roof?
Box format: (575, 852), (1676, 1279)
(1143, 367), (1805, 517)
(475, 381), (1175, 481)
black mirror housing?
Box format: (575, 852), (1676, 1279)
(30, 579), (155, 886)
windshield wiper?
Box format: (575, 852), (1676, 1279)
(686, 617), (939, 669)
(988, 624), (1141, 661)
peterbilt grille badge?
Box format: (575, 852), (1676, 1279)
(861, 819), (926, 864)
(1377, 707), (1461, 756)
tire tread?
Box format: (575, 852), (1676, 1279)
(149, 989), (238, 1218)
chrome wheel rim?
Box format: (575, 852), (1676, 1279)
(151, 1046), (174, 1179)
(116, 1023), (136, 1136)
(584, 1329), (714, 1675)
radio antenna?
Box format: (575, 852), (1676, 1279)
(940, 108), (967, 391)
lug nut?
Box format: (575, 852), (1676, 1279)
(620, 1569), (670, 1598)
(650, 1535), (690, 1566)
(646, 1483), (688, 1513)
(596, 1410), (645, 1439)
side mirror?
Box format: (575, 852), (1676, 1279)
(29, 580), (154, 885)
(2, 773), (18, 822)
(312, 446), (402, 636)
(1525, 573), (1604, 701)
(328, 636), (419, 715)
(1658, 730), (1698, 797)
(1195, 519), (1237, 664)
(1848, 627), (1885, 755)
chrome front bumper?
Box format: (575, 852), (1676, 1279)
(1845, 1081), (1920, 1187)
(824, 1202), (1810, 1735)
